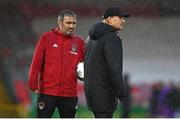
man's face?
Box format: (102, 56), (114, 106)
(109, 16), (126, 30)
(58, 16), (76, 36)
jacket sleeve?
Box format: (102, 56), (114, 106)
(104, 34), (126, 100)
(28, 34), (45, 91)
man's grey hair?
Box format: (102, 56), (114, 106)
(58, 9), (76, 21)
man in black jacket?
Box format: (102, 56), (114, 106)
(84, 6), (130, 118)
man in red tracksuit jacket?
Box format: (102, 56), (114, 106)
(28, 9), (85, 118)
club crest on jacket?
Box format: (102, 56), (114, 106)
(70, 44), (78, 54)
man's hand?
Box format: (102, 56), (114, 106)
(34, 90), (39, 94)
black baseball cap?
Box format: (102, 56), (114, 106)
(103, 6), (130, 19)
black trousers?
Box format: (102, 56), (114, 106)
(37, 94), (78, 118)
(93, 111), (113, 118)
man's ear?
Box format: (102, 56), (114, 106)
(106, 17), (112, 24)
(58, 20), (61, 26)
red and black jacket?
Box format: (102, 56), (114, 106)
(29, 28), (85, 97)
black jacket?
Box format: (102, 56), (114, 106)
(84, 22), (126, 112)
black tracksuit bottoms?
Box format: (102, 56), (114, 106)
(93, 111), (114, 118)
(36, 94), (78, 118)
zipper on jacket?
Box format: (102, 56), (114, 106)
(59, 38), (64, 96)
